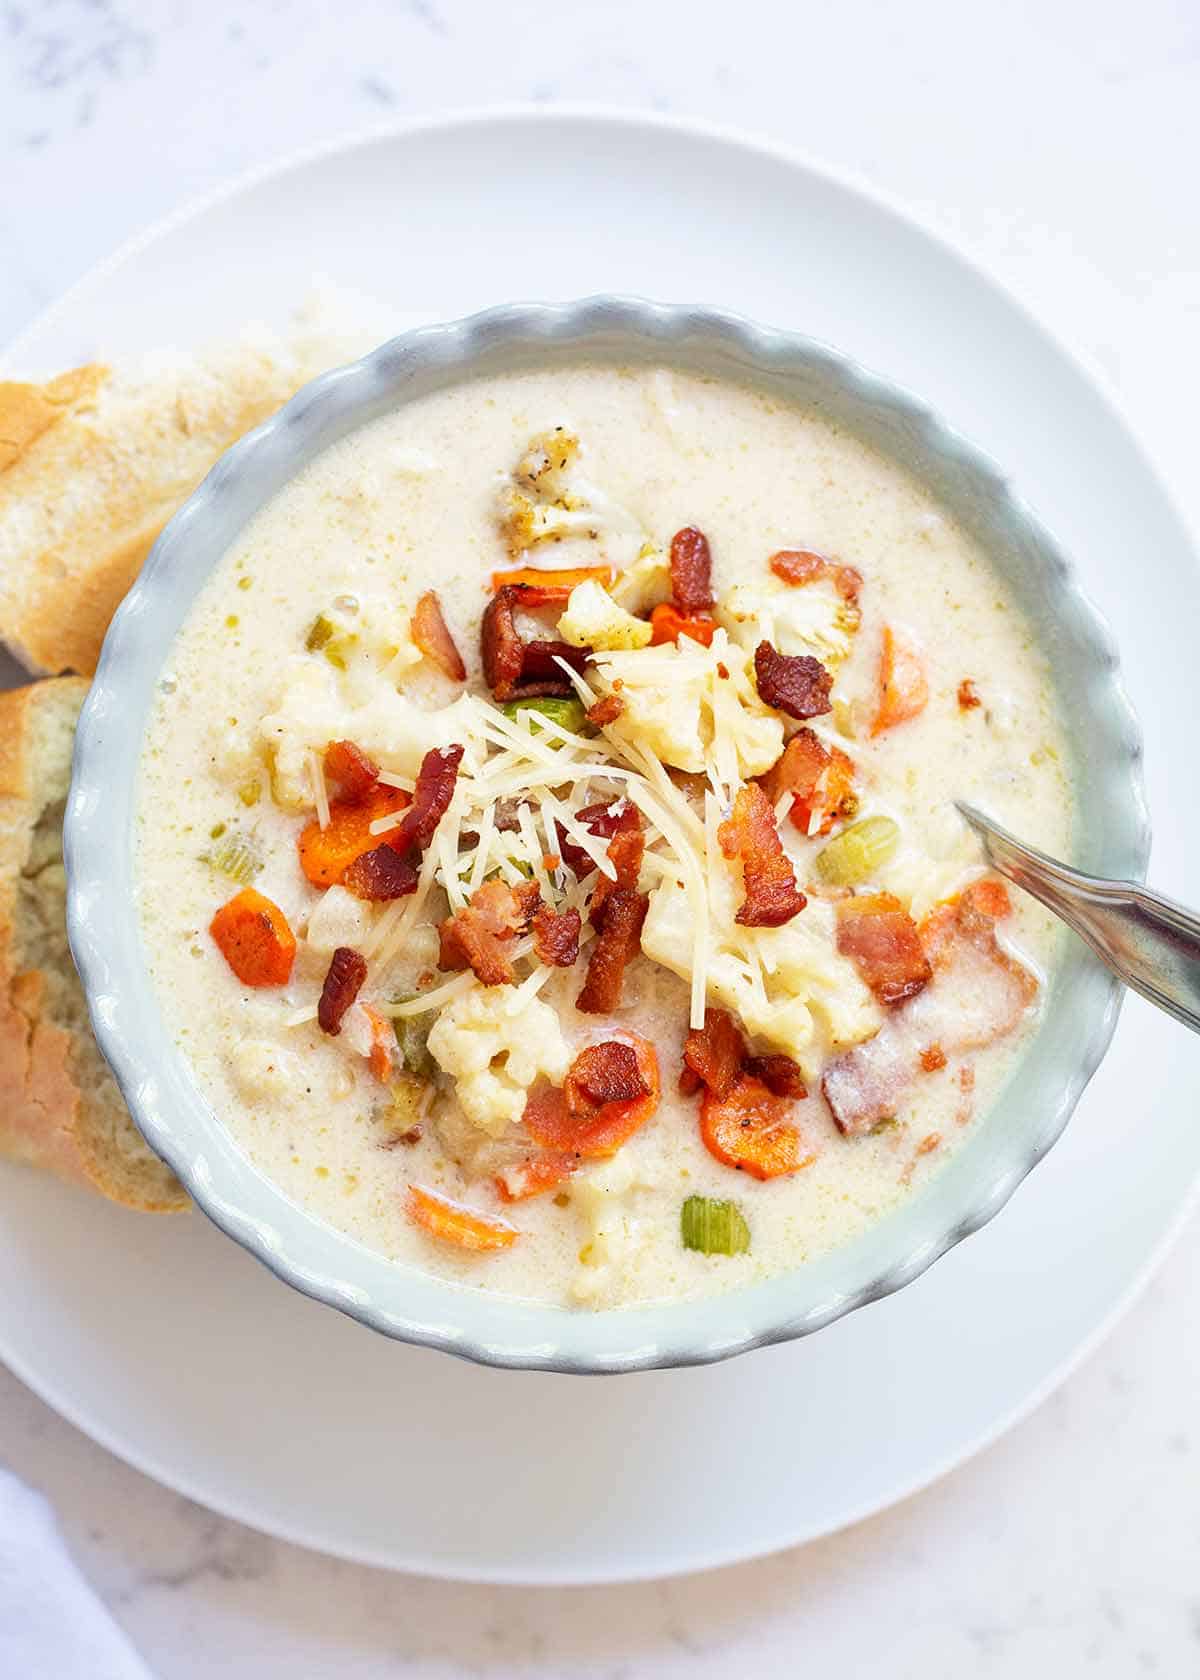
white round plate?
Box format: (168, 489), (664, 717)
(2, 108), (1197, 1584)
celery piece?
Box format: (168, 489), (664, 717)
(305, 612), (352, 669)
(395, 1015), (435, 1079)
(680, 1195), (751, 1257)
(205, 832), (262, 885)
(815, 815), (900, 886)
(501, 697), (588, 737)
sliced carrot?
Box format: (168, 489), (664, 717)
(323, 738), (379, 800)
(297, 784), (410, 888)
(872, 625), (929, 736)
(363, 1005), (396, 1083)
(524, 1034), (660, 1159)
(494, 1153), (576, 1202)
(648, 602), (717, 647)
(699, 1073), (815, 1181)
(489, 564), (616, 600)
(919, 877), (1012, 962)
(963, 878), (1012, 920)
(209, 888), (296, 987)
(411, 590), (466, 681)
(405, 1184), (518, 1252)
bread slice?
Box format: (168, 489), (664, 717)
(0, 302), (385, 678)
(0, 678), (187, 1210)
(0, 334), (322, 677)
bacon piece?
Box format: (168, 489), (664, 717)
(298, 784), (410, 888)
(437, 879), (538, 987)
(588, 823), (645, 927)
(586, 692), (625, 727)
(954, 1064), (976, 1126)
(481, 585), (527, 700)
(835, 892), (932, 1007)
(822, 885), (1037, 1135)
(919, 1044), (947, 1073)
(342, 842), (420, 902)
(438, 914), (514, 986)
(769, 548), (863, 605)
(648, 603), (716, 647)
(519, 639), (589, 682)
(494, 1153), (577, 1202)
(480, 584), (581, 700)
(555, 800), (640, 879)
(744, 1054), (808, 1099)
(567, 1041), (650, 1111)
(669, 526), (714, 615)
(510, 879), (544, 928)
(681, 1008), (746, 1101)
(700, 1074), (815, 1180)
(390, 745), (463, 856)
(718, 782), (806, 928)
(524, 1035), (659, 1157)
(957, 678), (982, 711)
(323, 738), (379, 801)
(873, 625), (929, 735)
(531, 904), (581, 967)
(411, 590), (466, 681)
(575, 886), (648, 1014)
(754, 640), (833, 722)
(900, 1131), (942, 1184)
(759, 726), (857, 838)
(317, 946), (368, 1036)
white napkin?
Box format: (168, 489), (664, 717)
(0, 1468), (155, 1680)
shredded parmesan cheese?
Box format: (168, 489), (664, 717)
(307, 749), (331, 830)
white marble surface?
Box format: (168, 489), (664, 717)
(2, 1), (1199, 1673)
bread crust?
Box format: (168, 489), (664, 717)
(0, 346), (315, 676)
(0, 679), (188, 1211)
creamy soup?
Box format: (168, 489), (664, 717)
(137, 363), (1071, 1309)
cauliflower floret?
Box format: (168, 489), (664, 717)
(260, 660), (478, 809)
(208, 717), (263, 783)
(303, 884), (376, 955)
(590, 628), (783, 781)
(718, 574), (857, 668)
(569, 1152), (659, 1308)
(496, 428), (645, 569)
(608, 545), (671, 614)
(230, 1038), (304, 1102)
(512, 427), (584, 504)
(641, 868), (878, 1077)
(558, 579), (653, 651)
(426, 987), (570, 1138)
(498, 427), (595, 556)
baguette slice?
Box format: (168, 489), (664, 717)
(0, 315), (371, 678)
(0, 678), (187, 1210)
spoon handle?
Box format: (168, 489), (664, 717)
(957, 803), (1200, 1035)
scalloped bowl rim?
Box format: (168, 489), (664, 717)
(64, 297), (1149, 1372)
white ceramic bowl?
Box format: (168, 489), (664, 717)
(65, 298), (1149, 1371)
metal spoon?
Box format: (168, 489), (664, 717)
(956, 802), (1200, 1035)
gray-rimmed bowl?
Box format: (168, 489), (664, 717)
(65, 297), (1149, 1372)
